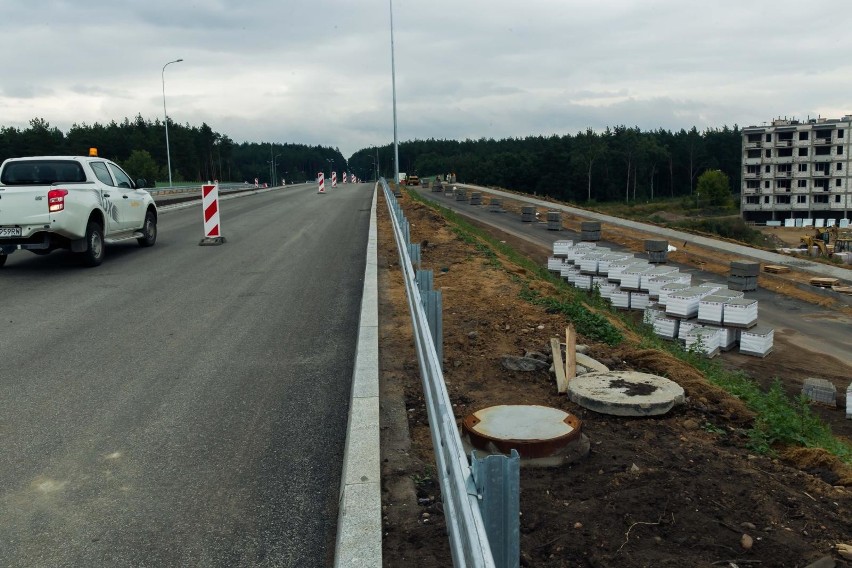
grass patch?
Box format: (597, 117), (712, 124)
(671, 217), (771, 247)
(670, 339), (851, 463)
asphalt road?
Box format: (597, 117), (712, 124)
(413, 186), (852, 367)
(0, 182), (374, 566)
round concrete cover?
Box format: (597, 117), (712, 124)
(463, 405), (582, 458)
(567, 371), (685, 416)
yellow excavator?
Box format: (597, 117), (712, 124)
(800, 226), (852, 256)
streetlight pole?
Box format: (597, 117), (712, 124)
(389, 0), (400, 195)
(273, 154), (281, 187)
(162, 58), (183, 188)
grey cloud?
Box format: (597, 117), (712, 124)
(1, 0), (852, 158)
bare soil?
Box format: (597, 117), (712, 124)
(378, 192), (852, 568)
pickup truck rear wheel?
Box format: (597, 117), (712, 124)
(137, 210), (157, 247)
(80, 221), (105, 267)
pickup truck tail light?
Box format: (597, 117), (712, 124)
(48, 189), (69, 212)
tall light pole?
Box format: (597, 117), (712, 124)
(162, 58), (183, 188)
(389, 0), (400, 195)
(273, 154), (281, 187)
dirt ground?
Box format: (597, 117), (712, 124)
(378, 191), (852, 568)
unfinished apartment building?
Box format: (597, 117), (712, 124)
(741, 117), (852, 224)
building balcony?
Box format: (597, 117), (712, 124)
(745, 141), (762, 149)
(775, 140), (794, 147)
(743, 157), (762, 165)
(744, 172), (761, 179)
(814, 138), (832, 145)
(774, 171), (792, 178)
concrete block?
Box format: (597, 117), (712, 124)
(802, 378), (836, 406)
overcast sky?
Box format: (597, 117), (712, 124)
(2, 0), (852, 158)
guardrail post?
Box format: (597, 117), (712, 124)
(408, 243), (421, 268)
(422, 289), (443, 367)
(472, 450), (521, 568)
(417, 270), (442, 366)
(416, 269), (433, 292)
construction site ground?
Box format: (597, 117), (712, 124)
(378, 189), (852, 568)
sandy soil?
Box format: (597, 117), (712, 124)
(378, 190), (852, 568)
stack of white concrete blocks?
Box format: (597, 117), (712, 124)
(546, 239), (773, 358)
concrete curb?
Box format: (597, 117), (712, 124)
(334, 186), (381, 567)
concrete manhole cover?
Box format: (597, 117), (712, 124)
(567, 371), (685, 416)
(462, 405), (583, 459)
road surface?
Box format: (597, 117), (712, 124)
(0, 183), (374, 566)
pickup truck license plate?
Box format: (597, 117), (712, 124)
(0, 227), (22, 237)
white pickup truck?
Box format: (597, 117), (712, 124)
(0, 155), (158, 267)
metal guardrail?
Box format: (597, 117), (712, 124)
(148, 182), (263, 196)
(381, 179), (512, 568)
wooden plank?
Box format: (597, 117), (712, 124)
(763, 264), (791, 274)
(565, 325), (577, 383)
(810, 277), (840, 288)
(550, 338), (568, 394)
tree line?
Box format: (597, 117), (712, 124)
(0, 117), (346, 186)
(349, 125), (742, 203)
(1, 116), (742, 202)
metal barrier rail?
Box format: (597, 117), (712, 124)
(147, 182), (260, 195)
(380, 179), (497, 567)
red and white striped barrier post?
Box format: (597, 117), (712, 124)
(317, 172), (326, 194)
(331, 171), (337, 188)
(343, 172), (348, 184)
(199, 182), (226, 245)
(254, 177), (259, 188)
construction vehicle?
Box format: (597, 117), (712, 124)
(799, 226), (852, 256)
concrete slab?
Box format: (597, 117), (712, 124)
(567, 371), (685, 416)
(575, 352), (609, 373)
